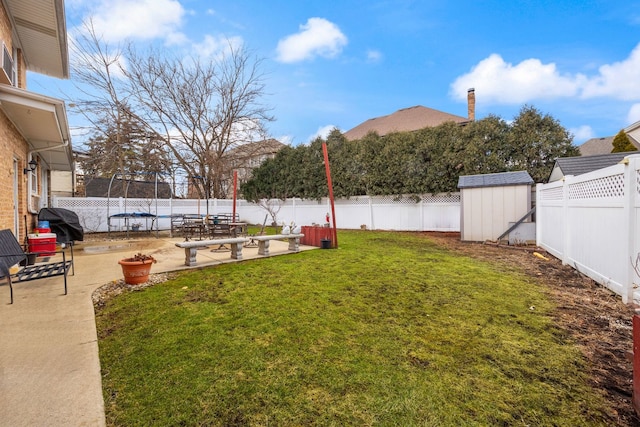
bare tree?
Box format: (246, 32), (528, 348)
(70, 19), (124, 126)
(124, 41), (273, 199)
(70, 20), (272, 199)
(70, 19), (131, 193)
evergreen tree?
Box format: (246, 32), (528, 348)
(242, 105), (578, 199)
(80, 109), (172, 179)
(507, 105), (578, 182)
(611, 130), (637, 153)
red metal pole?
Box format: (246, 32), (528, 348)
(232, 170), (238, 221)
(322, 142), (338, 248)
(633, 315), (640, 416)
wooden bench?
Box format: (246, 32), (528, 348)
(252, 233), (304, 256)
(0, 229), (74, 304)
(175, 237), (250, 266)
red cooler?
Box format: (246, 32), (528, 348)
(28, 233), (57, 256)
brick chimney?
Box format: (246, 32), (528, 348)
(467, 88), (475, 121)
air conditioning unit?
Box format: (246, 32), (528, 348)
(0, 43), (15, 85)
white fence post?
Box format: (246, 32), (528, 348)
(535, 183), (542, 247)
(562, 176), (571, 266)
(625, 156), (639, 303)
(368, 196), (374, 230)
(292, 198), (297, 225)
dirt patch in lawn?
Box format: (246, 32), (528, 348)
(422, 232), (638, 426)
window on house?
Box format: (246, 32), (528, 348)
(11, 46), (17, 86)
(1, 43), (15, 86)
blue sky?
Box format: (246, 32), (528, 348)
(30, 0), (640, 147)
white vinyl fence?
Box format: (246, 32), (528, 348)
(52, 193), (460, 234)
(536, 154), (640, 303)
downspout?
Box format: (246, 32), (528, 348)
(26, 138), (70, 214)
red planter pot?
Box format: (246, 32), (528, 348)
(118, 258), (154, 284)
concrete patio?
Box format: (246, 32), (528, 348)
(0, 235), (314, 426)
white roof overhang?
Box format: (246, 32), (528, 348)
(0, 85), (72, 171)
(3, 0), (69, 78)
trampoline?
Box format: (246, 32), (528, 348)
(108, 212), (158, 236)
(106, 172), (172, 238)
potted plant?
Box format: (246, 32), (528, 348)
(118, 252), (156, 284)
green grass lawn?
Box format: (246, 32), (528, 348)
(97, 230), (609, 426)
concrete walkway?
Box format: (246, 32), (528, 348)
(0, 236), (313, 426)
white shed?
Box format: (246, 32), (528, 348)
(457, 171), (534, 242)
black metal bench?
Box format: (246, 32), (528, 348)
(0, 229), (74, 304)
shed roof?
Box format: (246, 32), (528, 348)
(457, 171), (534, 189)
(552, 152), (628, 178)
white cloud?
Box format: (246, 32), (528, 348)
(276, 18), (347, 63)
(627, 103), (640, 125)
(451, 43), (640, 105)
(450, 54), (583, 104)
(192, 35), (244, 60)
(569, 125), (595, 142)
(67, 43), (129, 80)
(308, 125), (336, 142)
(366, 49), (383, 63)
(277, 135), (294, 145)
(165, 32), (189, 47)
(88, 0), (185, 43)
(582, 44), (640, 100)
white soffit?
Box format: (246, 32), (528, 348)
(0, 85), (72, 171)
(4, 0), (69, 78)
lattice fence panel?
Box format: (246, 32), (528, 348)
(171, 200), (199, 209)
(370, 193), (460, 205)
(295, 199), (327, 206)
(541, 186), (564, 201)
(335, 197), (369, 205)
(568, 174), (625, 200)
(56, 198), (115, 209)
(422, 194), (461, 203)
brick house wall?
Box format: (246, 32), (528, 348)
(0, 112), (30, 233)
(0, 2), (35, 236)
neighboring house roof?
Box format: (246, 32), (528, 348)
(85, 177), (173, 199)
(458, 171), (534, 189)
(227, 139), (285, 160)
(223, 139), (285, 198)
(579, 135), (640, 156)
(548, 152), (629, 182)
(343, 105), (469, 140)
(625, 119), (640, 146)
(578, 137), (614, 156)
(5, 0), (69, 78)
